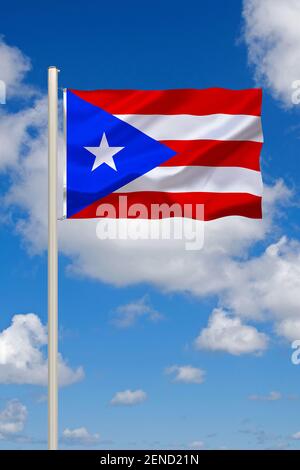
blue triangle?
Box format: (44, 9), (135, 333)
(66, 91), (176, 218)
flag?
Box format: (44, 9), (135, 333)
(64, 88), (263, 220)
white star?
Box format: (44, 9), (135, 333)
(84, 132), (124, 172)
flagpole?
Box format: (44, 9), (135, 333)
(48, 66), (59, 450)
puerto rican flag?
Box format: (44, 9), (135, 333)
(64, 88), (263, 220)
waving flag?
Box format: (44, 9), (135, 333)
(64, 88), (263, 220)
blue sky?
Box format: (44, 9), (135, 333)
(0, 0), (300, 450)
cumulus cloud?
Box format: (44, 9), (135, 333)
(221, 237), (300, 319)
(242, 0), (300, 106)
(110, 389), (147, 406)
(248, 391), (282, 401)
(0, 97), (47, 171)
(188, 440), (204, 449)
(0, 313), (84, 386)
(0, 399), (27, 440)
(292, 431), (300, 440)
(0, 36), (300, 349)
(112, 295), (162, 328)
(195, 309), (268, 355)
(165, 365), (206, 384)
(62, 427), (100, 446)
(275, 318), (300, 342)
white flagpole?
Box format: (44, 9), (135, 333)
(48, 66), (59, 450)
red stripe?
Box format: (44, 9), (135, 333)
(70, 88), (262, 116)
(160, 140), (262, 170)
(70, 192), (262, 221)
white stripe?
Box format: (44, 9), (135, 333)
(115, 166), (263, 196)
(114, 114), (263, 142)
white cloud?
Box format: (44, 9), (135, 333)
(188, 440), (204, 449)
(165, 365), (206, 384)
(242, 0), (300, 106)
(195, 309), (268, 355)
(0, 399), (27, 439)
(36, 394), (47, 404)
(110, 389), (147, 406)
(0, 313), (84, 386)
(220, 237), (300, 336)
(62, 427), (100, 446)
(248, 391), (282, 401)
(112, 295), (162, 328)
(292, 431), (300, 440)
(275, 318), (300, 342)
(0, 37), (32, 98)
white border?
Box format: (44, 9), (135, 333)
(62, 88), (67, 219)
